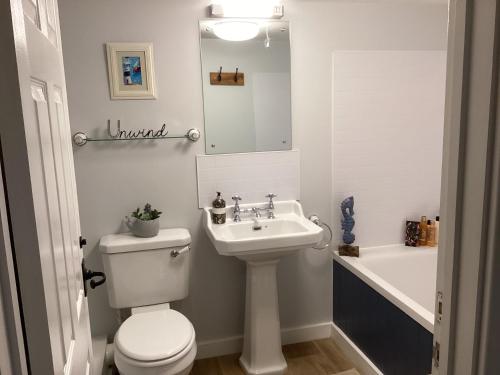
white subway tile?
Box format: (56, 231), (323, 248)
(196, 150), (300, 208)
(333, 51), (446, 247)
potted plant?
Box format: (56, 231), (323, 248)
(126, 203), (162, 237)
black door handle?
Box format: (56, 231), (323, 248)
(82, 259), (106, 296)
(79, 236), (87, 249)
(89, 271), (106, 289)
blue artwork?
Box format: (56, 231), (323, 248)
(340, 196), (356, 245)
(122, 56), (142, 85)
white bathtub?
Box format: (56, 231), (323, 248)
(332, 244), (437, 332)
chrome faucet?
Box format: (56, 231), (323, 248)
(265, 193), (276, 219)
(251, 208), (262, 230)
(251, 207), (262, 218)
(251, 217), (262, 230)
(232, 195), (242, 222)
(232, 193), (276, 222)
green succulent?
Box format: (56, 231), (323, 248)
(131, 203), (162, 221)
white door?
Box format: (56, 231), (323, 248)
(432, 0), (499, 374)
(1, 0), (93, 373)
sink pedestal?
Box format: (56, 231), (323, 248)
(239, 259), (287, 375)
(203, 201), (324, 375)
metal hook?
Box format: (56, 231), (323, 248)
(234, 67), (239, 82)
(218, 66), (222, 81)
(107, 119), (121, 138)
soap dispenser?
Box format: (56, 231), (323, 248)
(212, 192), (226, 224)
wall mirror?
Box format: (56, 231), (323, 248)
(199, 19), (292, 154)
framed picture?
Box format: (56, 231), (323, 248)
(106, 42), (156, 100)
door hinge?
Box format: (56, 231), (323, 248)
(436, 291), (443, 323)
(433, 341), (440, 368)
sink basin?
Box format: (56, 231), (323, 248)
(203, 200), (323, 375)
(203, 200), (323, 259)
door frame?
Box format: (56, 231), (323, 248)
(434, 0), (499, 374)
(1, 0), (499, 373)
(0, 149), (29, 375)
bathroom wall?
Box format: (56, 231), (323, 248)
(333, 50), (447, 247)
(59, 0), (448, 349)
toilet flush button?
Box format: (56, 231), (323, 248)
(115, 309), (194, 362)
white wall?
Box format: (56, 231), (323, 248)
(59, 0), (448, 347)
(333, 50), (446, 247)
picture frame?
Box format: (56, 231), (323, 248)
(106, 42), (156, 100)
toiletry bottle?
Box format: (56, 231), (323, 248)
(427, 220), (436, 247)
(212, 192), (226, 224)
(435, 216), (440, 245)
(419, 216), (428, 246)
(405, 220), (420, 247)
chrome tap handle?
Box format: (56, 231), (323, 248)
(232, 195), (242, 222)
(232, 195), (242, 208)
(265, 193), (276, 209)
(265, 193), (276, 218)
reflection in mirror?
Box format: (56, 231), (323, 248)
(199, 20), (292, 154)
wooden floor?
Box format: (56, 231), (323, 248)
(191, 338), (359, 375)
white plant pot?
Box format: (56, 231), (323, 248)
(126, 217), (160, 238)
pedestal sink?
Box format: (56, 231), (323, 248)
(203, 200), (323, 375)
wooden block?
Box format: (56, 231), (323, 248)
(338, 245), (359, 257)
(210, 72), (245, 86)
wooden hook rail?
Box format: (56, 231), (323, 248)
(210, 66), (244, 86)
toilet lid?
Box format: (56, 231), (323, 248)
(115, 309), (194, 362)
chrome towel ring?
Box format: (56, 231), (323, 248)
(309, 215), (333, 251)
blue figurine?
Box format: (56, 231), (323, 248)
(339, 196), (359, 256)
(341, 196), (355, 244)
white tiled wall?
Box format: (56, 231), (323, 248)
(332, 51), (447, 247)
(196, 150), (300, 208)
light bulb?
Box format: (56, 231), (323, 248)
(212, 21), (259, 41)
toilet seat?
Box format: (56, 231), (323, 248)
(115, 309), (195, 363)
(114, 339), (196, 375)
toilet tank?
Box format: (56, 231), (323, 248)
(100, 228), (191, 309)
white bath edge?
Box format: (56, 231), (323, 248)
(195, 321), (332, 359)
(332, 246), (435, 333)
(330, 322), (383, 375)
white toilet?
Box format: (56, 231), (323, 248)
(100, 228), (196, 375)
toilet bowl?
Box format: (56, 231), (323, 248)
(99, 229), (196, 375)
(114, 308), (197, 375)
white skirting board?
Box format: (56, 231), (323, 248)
(196, 321), (332, 359)
(330, 322), (383, 375)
